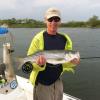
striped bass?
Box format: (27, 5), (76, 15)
(17, 50), (80, 69)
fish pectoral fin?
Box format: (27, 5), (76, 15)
(47, 59), (66, 65)
(56, 58), (64, 61)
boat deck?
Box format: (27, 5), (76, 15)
(0, 75), (81, 100)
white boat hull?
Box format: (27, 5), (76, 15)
(0, 75), (80, 100)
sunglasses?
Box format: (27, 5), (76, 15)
(47, 17), (60, 22)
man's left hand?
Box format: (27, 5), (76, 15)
(70, 58), (80, 65)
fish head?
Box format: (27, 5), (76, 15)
(64, 51), (80, 62)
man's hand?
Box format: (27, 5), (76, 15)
(70, 58), (80, 65)
(36, 55), (46, 66)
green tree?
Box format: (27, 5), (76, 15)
(87, 15), (99, 28)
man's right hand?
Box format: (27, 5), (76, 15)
(36, 55), (46, 67)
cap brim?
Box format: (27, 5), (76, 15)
(46, 14), (60, 19)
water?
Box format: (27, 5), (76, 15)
(0, 28), (100, 100)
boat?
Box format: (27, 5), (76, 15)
(0, 27), (81, 100)
(0, 75), (81, 100)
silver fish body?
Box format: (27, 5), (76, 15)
(22, 50), (80, 65)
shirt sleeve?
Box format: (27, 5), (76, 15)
(27, 35), (46, 71)
(62, 34), (76, 73)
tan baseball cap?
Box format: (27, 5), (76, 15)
(45, 7), (61, 19)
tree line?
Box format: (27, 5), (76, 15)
(0, 15), (100, 28)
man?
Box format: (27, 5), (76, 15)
(27, 7), (80, 100)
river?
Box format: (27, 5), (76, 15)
(0, 28), (100, 100)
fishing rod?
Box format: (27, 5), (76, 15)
(21, 56), (100, 74)
(81, 56), (100, 59)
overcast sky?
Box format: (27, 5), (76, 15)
(0, 0), (100, 22)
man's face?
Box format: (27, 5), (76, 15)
(45, 16), (61, 33)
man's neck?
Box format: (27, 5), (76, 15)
(47, 29), (57, 35)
